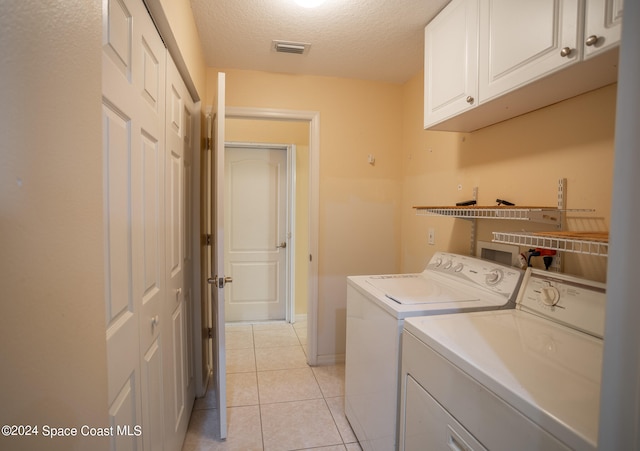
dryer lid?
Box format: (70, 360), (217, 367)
(404, 309), (602, 450)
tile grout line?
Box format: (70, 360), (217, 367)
(251, 324), (267, 451)
(308, 363), (347, 448)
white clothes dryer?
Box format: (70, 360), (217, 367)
(400, 268), (606, 451)
(345, 252), (524, 451)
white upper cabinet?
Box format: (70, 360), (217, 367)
(424, 0), (479, 128)
(584, 0), (624, 58)
(424, 0), (622, 131)
(479, 0), (580, 102)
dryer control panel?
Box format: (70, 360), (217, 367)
(516, 268), (607, 338)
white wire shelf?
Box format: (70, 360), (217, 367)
(492, 231), (609, 257)
(413, 206), (593, 225)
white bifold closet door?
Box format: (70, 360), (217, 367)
(162, 48), (196, 451)
(102, 0), (194, 449)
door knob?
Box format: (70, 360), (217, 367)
(219, 276), (233, 288)
(276, 241), (287, 249)
(208, 275), (232, 288)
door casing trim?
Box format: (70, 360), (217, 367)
(225, 107), (320, 366)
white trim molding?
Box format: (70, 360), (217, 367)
(225, 107), (321, 366)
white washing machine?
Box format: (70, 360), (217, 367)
(345, 252), (524, 451)
(400, 268), (606, 451)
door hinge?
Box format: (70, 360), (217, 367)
(204, 234), (212, 246)
(207, 327), (213, 339)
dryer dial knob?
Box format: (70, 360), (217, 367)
(540, 286), (560, 306)
(454, 263), (464, 272)
(444, 260), (453, 269)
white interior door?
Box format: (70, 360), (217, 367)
(211, 72), (228, 439)
(225, 144), (289, 322)
(102, 0), (164, 448)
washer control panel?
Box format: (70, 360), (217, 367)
(516, 268), (607, 338)
(425, 252), (523, 301)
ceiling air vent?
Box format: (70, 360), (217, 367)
(272, 40), (310, 55)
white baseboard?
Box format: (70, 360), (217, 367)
(314, 353), (345, 366)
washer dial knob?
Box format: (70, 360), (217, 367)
(540, 286), (560, 306)
(444, 260), (453, 270)
(453, 263), (464, 272)
(485, 269), (503, 285)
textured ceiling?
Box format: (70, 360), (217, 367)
(190, 0), (450, 84)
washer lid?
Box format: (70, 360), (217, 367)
(366, 275), (483, 305)
(404, 310), (602, 450)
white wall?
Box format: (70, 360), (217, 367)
(0, 2), (109, 450)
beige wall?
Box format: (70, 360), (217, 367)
(208, 69), (404, 358)
(400, 72), (616, 282)
(0, 2), (109, 450)
(226, 119), (310, 316)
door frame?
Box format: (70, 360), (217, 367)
(224, 141), (296, 323)
(226, 107), (320, 365)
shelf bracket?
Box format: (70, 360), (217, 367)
(554, 178), (566, 271)
(470, 186), (478, 256)
(557, 178), (565, 230)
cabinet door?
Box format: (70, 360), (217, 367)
(478, 0), (580, 103)
(424, 0), (479, 129)
(584, 0), (623, 59)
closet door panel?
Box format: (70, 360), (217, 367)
(163, 53), (196, 451)
(103, 0), (166, 449)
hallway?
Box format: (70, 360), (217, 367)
(182, 322), (361, 451)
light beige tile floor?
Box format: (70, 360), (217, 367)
(182, 321), (362, 451)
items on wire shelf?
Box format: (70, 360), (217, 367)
(493, 231), (609, 257)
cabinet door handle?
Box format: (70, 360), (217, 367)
(560, 47), (572, 57)
(585, 35), (599, 46)
(465, 96), (474, 104)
